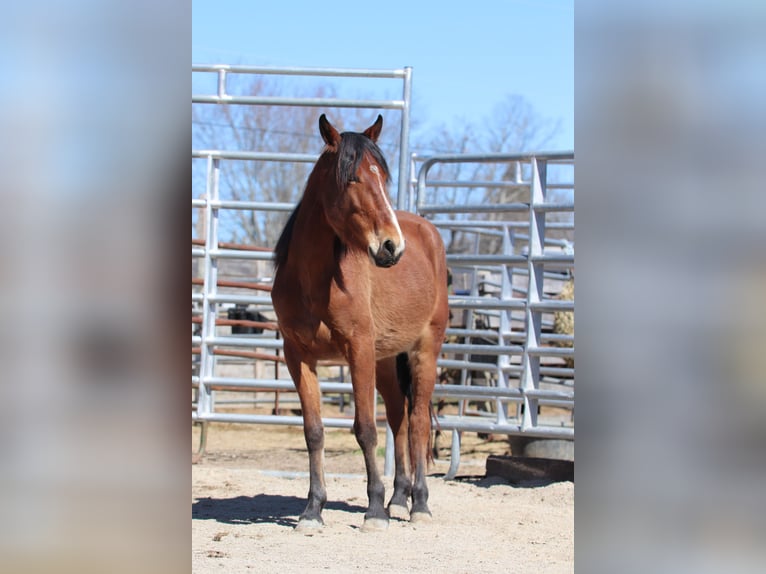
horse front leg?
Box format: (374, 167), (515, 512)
(407, 346), (439, 523)
(349, 339), (388, 531)
(376, 355), (411, 519)
(283, 341), (326, 530)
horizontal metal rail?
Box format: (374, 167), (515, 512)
(424, 180), (573, 190)
(192, 150), (317, 162)
(437, 359), (523, 372)
(193, 95), (406, 109)
(448, 297), (526, 310)
(206, 294), (273, 306)
(200, 200), (296, 212)
(192, 412), (572, 440)
(419, 202), (574, 214)
(193, 411), (355, 428)
(197, 337), (573, 358)
(208, 249), (274, 261)
(441, 343), (524, 355)
(447, 254), (528, 265)
(196, 326), (573, 350)
(436, 220), (574, 230)
(445, 253), (573, 266)
(193, 64), (409, 79)
(435, 418), (573, 439)
(204, 336), (283, 349)
(197, 376), (573, 404)
(416, 151), (574, 165)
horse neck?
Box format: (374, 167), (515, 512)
(301, 166), (332, 223)
(287, 160), (370, 286)
(290, 180), (343, 274)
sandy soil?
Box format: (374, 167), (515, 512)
(192, 421), (573, 573)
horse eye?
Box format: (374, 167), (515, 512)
(348, 176), (360, 184)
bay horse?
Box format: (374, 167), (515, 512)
(271, 114), (449, 532)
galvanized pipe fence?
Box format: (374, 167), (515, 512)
(192, 65), (574, 478)
(410, 152), (574, 477)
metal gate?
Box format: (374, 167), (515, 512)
(192, 65), (574, 477)
(412, 152), (574, 477)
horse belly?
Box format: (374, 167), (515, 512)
(373, 325), (425, 358)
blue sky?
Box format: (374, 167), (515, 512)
(193, 1), (573, 151)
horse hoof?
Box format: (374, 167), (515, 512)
(387, 503), (409, 520)
(361, 517), (389, 532)
(295, 518), (324, 532)
(410, 511), (433, 524)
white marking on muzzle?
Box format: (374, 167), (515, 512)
(370, 165), (405, 256)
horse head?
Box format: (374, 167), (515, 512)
(317, 114), (405, 268)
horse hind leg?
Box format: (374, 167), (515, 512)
(405, 345), (439, 523)
(283, 342), (327, 530)
(376, 355), (412, 520)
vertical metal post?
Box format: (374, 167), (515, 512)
(507, 225), (522, 421)
(217, 69), (227, 99)
(384, 424), (394, 477)
(514, 160), (523, 184)
(198, 156), (220, 422)
(385, 66), (412, 475)
(409, 152), (418, 213)
(495, 224), (514, 426)
(397, 67), (413, 211)
(521, 157), (546, 431)
(443, 430), (462, 480)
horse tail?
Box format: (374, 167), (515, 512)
(395, 352), (413, 412)
(396, 352), (435, 466)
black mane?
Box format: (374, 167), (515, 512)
(273, 199), (301, 271)
(272, 131), (391, 271)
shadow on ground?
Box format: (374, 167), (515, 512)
(193, 494), (366, 528)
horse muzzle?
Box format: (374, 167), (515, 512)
(370, 239), (404, 268)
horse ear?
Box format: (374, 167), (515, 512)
(319, 114), (341, 149)
(363, 114), (383, 143)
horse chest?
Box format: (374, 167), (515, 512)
(280, 300), (408, 362)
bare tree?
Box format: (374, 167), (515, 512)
(413, 122), (483, 254)
(413, 95), (561, 254)
(481, 95), (560, 223)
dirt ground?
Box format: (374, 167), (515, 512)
(192, 415), (573, 574)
